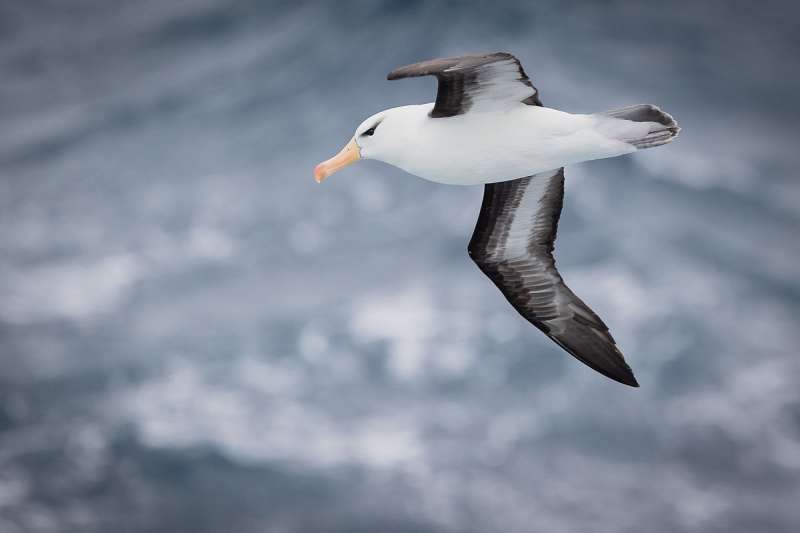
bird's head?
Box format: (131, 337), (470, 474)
(314, 108), (410, 183)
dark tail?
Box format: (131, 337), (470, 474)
(603, 104), (680, 149)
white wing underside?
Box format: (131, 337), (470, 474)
(449, 57), (538, 113)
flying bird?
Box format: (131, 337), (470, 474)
(314, 53), (679, 387)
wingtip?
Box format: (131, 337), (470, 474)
(614, 370), (640, 388)
(579, 352), (640, 388)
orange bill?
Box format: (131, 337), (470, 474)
(314, 138), (361, 183)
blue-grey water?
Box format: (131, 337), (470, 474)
(1, 1), (799, 532)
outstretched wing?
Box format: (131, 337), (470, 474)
(468, 168), (639, 387)
(387, 52), (541, 118)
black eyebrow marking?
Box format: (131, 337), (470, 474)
(361, 119), (383, 136)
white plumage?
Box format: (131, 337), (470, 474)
(356, 103), (653, 185)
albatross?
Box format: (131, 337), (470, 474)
(314, 52), (679, 387)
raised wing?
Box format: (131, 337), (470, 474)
(468, 168), (639, 387)
(387, 52), (541, 118)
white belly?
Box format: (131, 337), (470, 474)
(383, 104), (637, 185)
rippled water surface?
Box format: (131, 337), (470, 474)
(1, 1), (799, 532)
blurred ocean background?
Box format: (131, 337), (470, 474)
(1, 1), (799, 531)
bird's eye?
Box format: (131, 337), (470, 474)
(362, 126), (376, 137)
